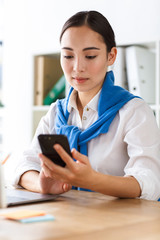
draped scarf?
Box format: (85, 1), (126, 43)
(55, 71), (138, 191)
(55, 71), (138, 155)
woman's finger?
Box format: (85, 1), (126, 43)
(53, 144), (75, 170)
(41, 163), (52, 178)
(63, 183), (72, 192)
(71, 148), (89, 164)
(39, 152), (74, 182)
(39, 153), (68, 176)
(41, 161), (67, 181)
(39, 153), (57, 171)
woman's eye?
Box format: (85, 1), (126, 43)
(86, 55), (97, 59)
(64, 55), (73, 59)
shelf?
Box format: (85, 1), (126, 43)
(32, 105), (50, 112)
(32, 106), (49, 136)
(118, 39), (157, 49)
(150, 105), (158, 110)
(31, 40), (160, 137)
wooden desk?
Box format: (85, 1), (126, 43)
(0, 190), (160, 240)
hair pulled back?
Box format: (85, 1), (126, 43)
(60, 11), (116, 52)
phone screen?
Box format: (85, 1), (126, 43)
(38, 134), (71, 167)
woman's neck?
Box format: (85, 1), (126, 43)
(76, 91), (98, 119)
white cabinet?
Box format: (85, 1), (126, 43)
(32, 105), (50, 136)
(32, 40), (160, 137)
(32, 53), (63, 136)
(117, 40), (160, 126)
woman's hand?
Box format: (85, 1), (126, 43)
(19, 169), (71, 195)
(39, 144), (96, 190)
(39, 144), (141, 198)
(38, 168), (72, 195)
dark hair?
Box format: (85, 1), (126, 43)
(60, 11), (116, 52)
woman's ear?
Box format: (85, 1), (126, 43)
(107, 47), (117, 66)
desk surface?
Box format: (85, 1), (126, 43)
(0, 190), (160, 240)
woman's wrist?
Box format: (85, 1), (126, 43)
(19, 170), (40, 193)
(84, 169), (101, 191)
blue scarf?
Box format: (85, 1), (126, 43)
(55, 71), (138, 191)
(55, 71), (138, 154)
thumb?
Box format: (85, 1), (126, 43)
(63, 183), (72, 192)
(71, 148), (88, 164)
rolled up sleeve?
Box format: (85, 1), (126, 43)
(124, 101), (160, 200)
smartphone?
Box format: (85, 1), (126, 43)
(38, 134), (71, 167)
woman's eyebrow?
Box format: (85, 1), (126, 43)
(83, 47), (100, 51)
(61, 47), (100, 51)
(62, 47), (73, 51)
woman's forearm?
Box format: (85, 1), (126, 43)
(89, 172), (141, 198)
(19, 170), (40, 193)
(40, 146), (141, 198)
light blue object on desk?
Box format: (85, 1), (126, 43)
(19, 214), (55, 223)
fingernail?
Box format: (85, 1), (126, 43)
(71, 148), (76, 153)
(63, 183), (68, 192)
(54, 144), (59, 150)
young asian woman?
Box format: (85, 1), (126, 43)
(15, 11), (160, 200)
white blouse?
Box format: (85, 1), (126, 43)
(13, 90), (160, 200)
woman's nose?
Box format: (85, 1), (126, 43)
(73, 58), (85, 72)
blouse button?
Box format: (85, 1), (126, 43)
(83, 116), (87, 120)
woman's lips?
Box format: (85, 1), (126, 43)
(73, 77), (89, 83)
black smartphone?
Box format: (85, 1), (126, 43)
(38, 134), (71, 167)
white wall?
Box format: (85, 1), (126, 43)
(3, 0), (160, 155)
(0, 1), (4, 41)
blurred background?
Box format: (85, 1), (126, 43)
(0, 0), (160, 180)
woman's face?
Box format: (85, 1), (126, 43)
(60, 25), (116, 97)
